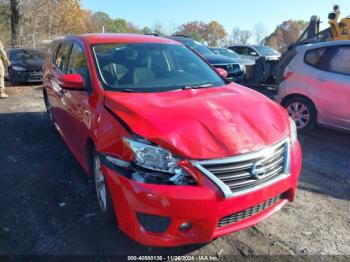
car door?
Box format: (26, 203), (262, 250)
(46, 41), (73, 136)
(59, 41), (94, 162)
(243, 47), (259, 61)
(306, 45), (350, 130)
(230, 47), (243, 55)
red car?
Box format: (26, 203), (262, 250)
(43, 34), (302, 247)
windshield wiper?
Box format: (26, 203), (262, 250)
(111, 88), (139, 93)
(182, 83), (214, 90)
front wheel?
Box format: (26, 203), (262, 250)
(284, 97), (317, 133)
(43, 92), (55, 129)
(92, 151), (116, 222)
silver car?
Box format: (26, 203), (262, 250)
(228, 45), (281, 62)
(276, 41), (350, 133)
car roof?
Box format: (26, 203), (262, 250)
(10, 48), (38, 52)
(166, 35), (191, 40)
(209, 47), (225, 50)
(9, 48), (46, 54)
(300, 40), (350, 50)
(230, 45), (262, 48)
(68, 33), (182, 45)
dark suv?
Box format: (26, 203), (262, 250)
(166, 35), (245, 83)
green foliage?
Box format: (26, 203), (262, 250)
(113, 18), (128, 33)
(142, 27), (152, 35)
(91, 11), (115, 32)
(176, 20), (227, 46)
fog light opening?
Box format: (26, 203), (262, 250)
(179, 222), (192, 231)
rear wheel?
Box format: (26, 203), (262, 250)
(284, 96), (317, 133)
(92, 150), (116, 222)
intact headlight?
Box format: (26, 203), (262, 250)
(12, 66), (26, 72)
(290, 118), (297, 146)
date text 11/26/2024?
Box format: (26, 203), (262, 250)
(127, 255), (220, 261)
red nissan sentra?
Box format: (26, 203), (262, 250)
(43, 34), (302, 247)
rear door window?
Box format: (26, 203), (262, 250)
(231, 47), (243, 54)
(55, 41), (72, 73)
(328, 46), (350, 75)
(245, 47), (256, 55)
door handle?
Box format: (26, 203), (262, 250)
(316, 76), (327, 82)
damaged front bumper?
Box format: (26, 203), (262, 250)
(100, 141), (302, 247)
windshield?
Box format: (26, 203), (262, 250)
(213, 48), (240, 59)
(183, 40), (213, 55)
(10, 49), (47, 60)
(256, 46), (280, 56)
(93, 43), (225, 92)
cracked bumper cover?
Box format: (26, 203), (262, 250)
(101, 141), (302, 247)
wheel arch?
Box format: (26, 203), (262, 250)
(281, 93), (319, 125)
(281, 93), (317, 110)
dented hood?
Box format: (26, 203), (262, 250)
(104, 83), (290, 160)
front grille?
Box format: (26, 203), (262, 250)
(217, 194), (283, 227)
(28, 71), (43, 81)
(193, 139), (290, 197)
(29, 71), (43, 76)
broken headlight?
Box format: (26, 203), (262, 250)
(101, 138), (196, 186)
(123, 138), (178, 174)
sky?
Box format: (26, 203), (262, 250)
(82, 0), (350, 36)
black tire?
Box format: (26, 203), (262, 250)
(9, 69), (18, 86)
(284, 96), (317, 133)
(92, 150), (116, 222)
(43, 91), (55, 129)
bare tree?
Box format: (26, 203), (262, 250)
(252, 23), (268, 45)
(152, 20), (178, 35)
(10, 0), (22, 47)
(229, 28), (251, 45)
(229, 27), (240, 45)
(238, 30), (251, 45)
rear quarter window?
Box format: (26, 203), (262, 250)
(304, 47), (331, 71)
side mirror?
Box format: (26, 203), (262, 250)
(216, 68), (228, 78)
(59, 74), (84, 90)
(250, 52), (258, 56)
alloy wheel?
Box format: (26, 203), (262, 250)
(287, 102), (310, 129)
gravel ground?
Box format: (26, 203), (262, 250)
(0, 84), (349, 260)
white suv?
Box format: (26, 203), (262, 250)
(276, 41), (350, 133)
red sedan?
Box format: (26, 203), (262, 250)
(43, 34), (302, 247)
